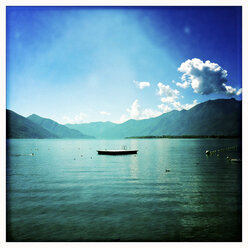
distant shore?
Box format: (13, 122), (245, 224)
(125, 135), (241, 139)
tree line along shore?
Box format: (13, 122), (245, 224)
(125, 135), (241, 139)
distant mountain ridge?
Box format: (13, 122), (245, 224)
(66, 121), (117, 138)
(27, 114), (94, 139)
(7, 98), (242, 139)
(7, 110), (58, 139)
(67, 98), (242, 139)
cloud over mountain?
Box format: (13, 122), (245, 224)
(115, 99), (162, 123)
(158, 104), (172, 113)
(126, 99), (161, 120)
(63, 112), (88, 124)
(172, 99), (198, 111)
(100, 111), (111, 116)
(177, 58), (242, 96)
(156, 82), (198, 113)
(157, 82), (180, 102)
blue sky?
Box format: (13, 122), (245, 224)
(6, 6), (242, 124)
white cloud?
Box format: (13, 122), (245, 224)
(158, 82), (179, 99)
(176, 81), (190, 89)
(127, 99), (140, 119)
(171, 99), (198, 111)
(113, 114), (129, 124)
(222, 83), (236, 95)
(115, 99), (162, 123)
(158, 99), (198, 112)
(223, 84), (242, 96)
(134, 80), (150, 89)
(171, 102), (183, 111)
(141, 108), (162, 119)
(157, 82), (198, 112)
(161, 96), (175, 103)
(177, 58), (242, 96)
(100, 111), (111, 116)
(184, 99), (198, 110)
(126, 99), (162, 120)
(158, 104), (172, 113)
(236, 88), (242, 96)
(157, 82), (181, 107)
(63, 112), (88, 124)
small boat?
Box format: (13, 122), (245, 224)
(97, 149), (138, 155)
(230, 158), (241, 163)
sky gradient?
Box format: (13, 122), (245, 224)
(6, 6), (242, 124)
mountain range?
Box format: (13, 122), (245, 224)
(7, 98), (242, 139)
(67, 98), (242, 138)
(27, 114), (94, 139)
(6, 110), (94, 139)
(7, 110), (58, 139)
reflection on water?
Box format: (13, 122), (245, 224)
(7, 138), (241, 241)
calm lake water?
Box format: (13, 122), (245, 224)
(7, 138), (242, 241)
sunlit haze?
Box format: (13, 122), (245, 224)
(6, 6), (242, 124)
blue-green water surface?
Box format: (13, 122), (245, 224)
(7, 138), (242, 241)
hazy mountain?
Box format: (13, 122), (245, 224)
(67, 98), (241, 138)
(27, 114), (95, 139)
(66, 121), (117, 138)
(7, 110), (58, 139)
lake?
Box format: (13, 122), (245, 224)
(6, 138), (242, 241)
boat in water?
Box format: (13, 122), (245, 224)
(97, 149), (138, 155)
(230, 158), (241, 163)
